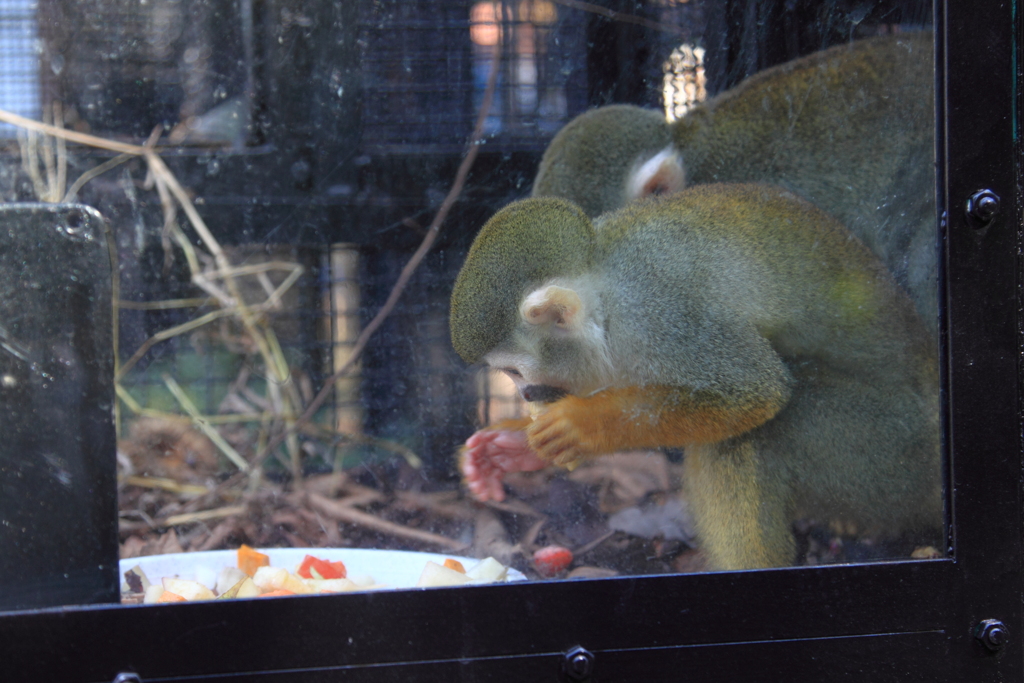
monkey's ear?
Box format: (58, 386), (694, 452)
(626, 147), (685, 201)
(520, 286), (584, 330)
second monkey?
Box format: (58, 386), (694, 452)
(532, 33), (937, 335)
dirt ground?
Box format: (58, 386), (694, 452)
(117, 417), (940, 589)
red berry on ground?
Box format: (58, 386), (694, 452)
(533, 545), (573, 577)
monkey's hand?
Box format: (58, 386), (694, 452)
(529, 386), (786, 467)
(460, 419), (548, 502)
(527, 394), (620, 468)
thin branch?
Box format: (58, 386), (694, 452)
(115, 307), (238, 381)
(123, 475), (210, 497)
(54, 102), (66, 201)
(162, 374), (251, 472)
(551, 0), (683, 35)
(18, 129), (47, 199)
(41, 106), (56, 199)
(302, 492), (467, 551)
(162, 505), (248, 527)
(117, 297), (213, 310)
(63, 153), (133, 202)
(0, 108), (150, 155)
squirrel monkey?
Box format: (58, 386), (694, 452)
(532, 33), (937, 334)
(450, 186), (940, 570)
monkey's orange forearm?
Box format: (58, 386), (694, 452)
(528, 385), (787, 465)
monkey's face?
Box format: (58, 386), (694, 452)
(478, 278), (615, 402)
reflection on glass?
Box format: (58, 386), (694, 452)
(325, 245), (363, 443)
(471, 0), (566, 136)
(663, 44), (706, 122)
(478, 368), (527, 427)
(0, 0), (938, 611)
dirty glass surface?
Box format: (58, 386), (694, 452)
(0, 0), (938, 611)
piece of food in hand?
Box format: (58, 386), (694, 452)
(416, 561), (473, 588)
(162, 577), (216, 601)
(238, 544), (271, 577)
(443, 559), (466, 573)
(297, 554), (347, 580)
(533, 545), (574, 578)
(461, 428), (549, 502)
(466, 557), (508, 582)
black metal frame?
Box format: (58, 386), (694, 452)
(0, 0), (1020, 680)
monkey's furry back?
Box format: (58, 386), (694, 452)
(451, 184), (934, 385)
(674, 32), (934, 283)
(591, 186), (932, 387)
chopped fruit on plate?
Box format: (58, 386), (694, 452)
(237, 544), (270, 577)
(297, 554), (347, 580)
(122, 548), (513, 603)
(443, 559), (466, 573)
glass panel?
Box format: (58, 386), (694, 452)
(0, 0), (938, 610)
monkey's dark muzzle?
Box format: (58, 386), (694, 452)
(521, 384), (568, 403)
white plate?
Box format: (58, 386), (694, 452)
(120, 548), (525, 593)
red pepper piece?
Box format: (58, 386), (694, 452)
(297, 554), (347, 580)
